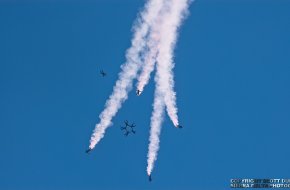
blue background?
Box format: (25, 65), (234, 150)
(1, 0), (290, 189)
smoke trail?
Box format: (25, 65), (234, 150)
(146, 86), (165, 175)
(146, 0), (192, 175)
(157, 0), (191, 127)
(136, 24), (160, 94)
(138, 0), (191, 126)
(89, 0), (165, 149)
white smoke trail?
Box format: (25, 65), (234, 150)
(157, 0), (191, 128)
(136, 24), (160, 94)
(138, 0), (191, 126)
(89, 0), (165, 149)
(146, 0), (192, 175)
(146, 86), (165, 175)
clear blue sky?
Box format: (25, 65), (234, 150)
(1, 0), (290, 189)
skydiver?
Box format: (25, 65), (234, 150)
(124, 131), (129, 136)
(136, 89), (141, 96)
(148, 174), (152, 182)
(85, 148), (92, 154)
(124, 120), (129, 126)
(100, 70), (106, 77)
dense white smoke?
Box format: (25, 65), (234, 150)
(157, 0), (191, 128)
(89, 0), (165, 149)
(146, 0), (191, 175)
(88, 0), (192, 177)
(136, 22), (160, 94)
(146, 85), (165, 175)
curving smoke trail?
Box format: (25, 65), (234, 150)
(146, 0), (192, 176)
(137, 0), (191, 127)
(158, 0), (191, 128)
(89, 0), (165, 149)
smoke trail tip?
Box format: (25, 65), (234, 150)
(147, 170), (151, 176)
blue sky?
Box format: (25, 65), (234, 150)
(1, 0), (290, 189)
